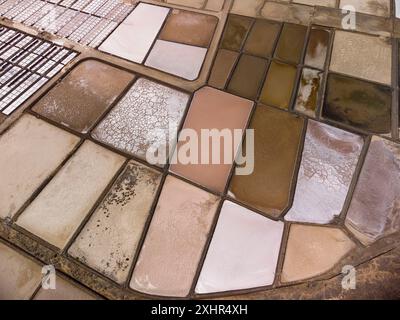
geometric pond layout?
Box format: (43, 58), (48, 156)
(0, 0), (400, 300)
(0, 0), (218, 80)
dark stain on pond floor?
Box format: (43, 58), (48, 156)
(323, 73), (392, 134)
(221, 15), (252, 52)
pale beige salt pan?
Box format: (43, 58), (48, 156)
(281, 225), (355, 283)
(69, 161), (162, 284)
(0, 241), (42, 300)
(0, 114), (79, 219)
(17, 141), (125, 249)
(330, 30), (392, 85)
(145, 40), (207, 80)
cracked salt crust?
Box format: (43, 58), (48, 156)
(92, 78), (189, 165)
(285, 121), (363, 224)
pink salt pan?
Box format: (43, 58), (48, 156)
(170, 87), (254, 193)
(196, 201), (284, 294)
(130, 175), (220, 297)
